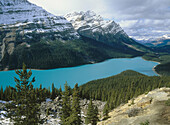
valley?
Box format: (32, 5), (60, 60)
(0, 57), (158, 89)
(0, 0), (170, 125)
(0, 0), (150, 71)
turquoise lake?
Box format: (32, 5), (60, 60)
(0, 57), (158, 89)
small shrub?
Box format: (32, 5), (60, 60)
(127, 108), (140, 117)
(140, 120), (150, 125)
(131, 99), (135, 105)
(165, 99), (170, 106)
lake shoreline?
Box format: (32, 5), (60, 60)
(0, 57), (159, 89)
(1, 56), (137, 72)
(141, 57), (161, 76)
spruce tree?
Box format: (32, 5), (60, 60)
(94, 105), (99, 123)
(86, 99), (98, 125)
(61, 82), (71, 125)
(103, 104), (109, 119)
(59, 86), (62, 97)
(70, 83), (82, 125)
(51, 83), (56, 100)
(5, 63), (42, 125)
(0, 86), (3, 100)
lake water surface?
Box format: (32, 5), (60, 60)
(0, 57), (158, 89)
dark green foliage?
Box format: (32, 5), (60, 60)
(70, 83), (82, 125)
(5, 63), (42, 125)
(86, 99), (99, 125)
(79, 70), (170, 112)
(165, 99), (170, 106)
(0, 86), (3, 100)
(1, 37), (144, 70)
(51, 83), (59, 100)
(61, 83), (72, 125)
(155, 62), (170, 76)
(140, 120), (150, 125)
(60, 83), (82, 125)
(103, 104), (109, 119)
(0, 84), (61, 102)
(143, 52), (170, 76)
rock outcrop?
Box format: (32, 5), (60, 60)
(98, 87), (170, 125)
(0, 0), (79, 62)
(40, 98), (106, 125)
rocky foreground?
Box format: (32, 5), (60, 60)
(0, 87), (169, 125)
(98, 87), (170, 125)
(0, 97), (106, 125)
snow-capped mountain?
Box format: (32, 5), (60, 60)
(0, 0), (79, 40)
(0, 0), (80, 65)
(137, 34), (170, 47)
(0, 2), (149, 70)
(65, 11), (130, 44)
(65, 11), (126, 35)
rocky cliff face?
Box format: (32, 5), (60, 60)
(65, 11), (144, 50)
(65, 11), (127, 39)
(98, 87), (170, 125)
(0, 1), (148, 70)
(0, 0), (79, 62)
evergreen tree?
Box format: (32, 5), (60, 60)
(0, 86), (3, 100)
(93, 105), (99, 123)
(69, 83), (82, 125)
(51, 83), (56, 100)
(103, 104), (109, 119)
(61, 83), (71, 125)
(38, 84), (46, 102)
(59, 86), (62, 97)
(5, 63), (42, 125)
(86, 99), (98, 125)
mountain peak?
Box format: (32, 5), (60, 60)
(0, 0), (79, 40)
(65, 10), (122, 34)
(82, 10), (96, 17)
(65, 10), (128, 42)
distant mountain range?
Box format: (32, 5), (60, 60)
(0, 0), (149, 70)
(137, 34), (170, 47)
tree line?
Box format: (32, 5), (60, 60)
(1, 65), (170, 124)
(79, 70), (170, 115)
(1, 64), (98, 125)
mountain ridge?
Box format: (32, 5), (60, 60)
(137, 34), (170, 47)
(65, 11), (150, 53)
(0, 1), (149, 70)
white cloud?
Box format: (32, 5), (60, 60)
(28, 0), (170, 40)
(28, 0), (105, 15)
(119, 20), (138, 28)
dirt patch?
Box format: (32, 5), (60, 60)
(157, 104), (170, 124)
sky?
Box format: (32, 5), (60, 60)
(28, 0), (170, 40)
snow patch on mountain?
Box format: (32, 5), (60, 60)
(0, 0), (79, 40)
(65, 10), (127, 36)
(162, 34), (170, 39)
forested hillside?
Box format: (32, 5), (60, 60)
(79, 70), (170, 112)
(1, 36), (144, 70)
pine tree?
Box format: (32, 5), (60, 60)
(103, 104), (109, 119)
(0, 86), (3, 100)
(59, 86), (62, 97)
(5, 63), (42, 125)
(61, 82), (71, 125)
(69, 83), (82, 125)
(94, 105), (99, 123)
(51, 83), (56, 100)
(86, 99), (98, 125)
